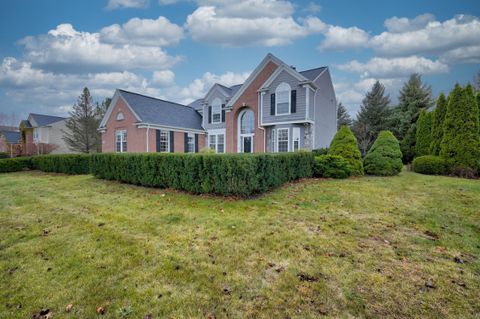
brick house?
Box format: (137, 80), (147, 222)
(99, 53), (337, 154)
(0, 126), (22, 157)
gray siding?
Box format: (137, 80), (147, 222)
(265, 123), (309, 152)
(203, 88), (227, 130)
(313, 69), (337, 148)
(261, 70), (309, 124)
(307, 88), (315, 120)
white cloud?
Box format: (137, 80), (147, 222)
(440, 45), (480, 64)
(185, 6), (325, 46)
(19, 24), (181, 73)
(106, 0), (149, 10)
(303, 2), (321, 14)
(158, 0), (178, 4)
(384, 13), (435, 33)
(196, 0), (294, 18)
(100, 16), (184, 46)
(319, 25), (370, 51)
(152, 70), (175, 86)
(337, 56), (448, 78)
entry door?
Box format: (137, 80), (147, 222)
(241, 136), (253, 153)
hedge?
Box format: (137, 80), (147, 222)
(0, 157), (32, 173)
(314, 155), (351, 179)
(0, 152), (9, 159)
(90, 152), (315, 197)
(31, 154), (92, 175)
(412, 155), (447, 175)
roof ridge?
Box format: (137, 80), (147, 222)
(118, 89), (194, 110)
(29, 113), (66, 118)
(299, 66), (327, 73)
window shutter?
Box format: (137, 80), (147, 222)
(169, 131), (174, 152)
(156, 129), (161, 152)
(221, 104), (225, 122)
(291, 90), (297, 113)
(184, 132), (188, 152)
(195, 134), (199, 153)
(270, 93), (275, 115)
(208, 106), (212, 124)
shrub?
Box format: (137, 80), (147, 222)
(314, 155), (351, 178)
(430, 93), (447, 155)
(0, 152), (9, 159)
(90, 152), (315, 197)
(0, 157), (32, 173)
(415, 109), (433, 157)
(364, 131), (403, 176)
(31, 154), (91, 174)
(328, 125), (364, 175)
(412, 155), (447, 175)
(312, 148), (328, 156)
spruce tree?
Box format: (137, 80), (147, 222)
(337, 102), (352, 128)
(430, 93), (447, 155)
(352, 81), (391, 155)
(62, 87), (101, 153)
(440, 84), (480, 172)
(415, 109), (433, 157)
(328, 125), (364, 175)
(364, 131), (403, 176)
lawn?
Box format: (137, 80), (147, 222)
(0, 171), (479, 318)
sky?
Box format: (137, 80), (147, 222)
(0, 0), (479, 124)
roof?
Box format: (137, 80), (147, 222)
(299, 67), (327, 81)
(188, 98), (203, 111)
(229, 84), (242, 97)
(0, 125), (18, 132)
(20, 120), (32, 128)
(1, 130), (21, 144)
(118, 90), (203, 131)
(29, 113), (66, 127)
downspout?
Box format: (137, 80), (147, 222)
(258, 92), (266, 153)
(146, 124), (150, 152)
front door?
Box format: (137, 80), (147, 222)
(241, 136), (253, 153)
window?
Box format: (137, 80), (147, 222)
(275, 82), (291, 115)
(159, 130), (169, 152)
(238, 109), (255, 153)
(277, 128), (289, 152)
(33, 129), (39, 141)
(209, 133), (225, 153)
(116, 130), (127, 152)
(293, 127), (300, 151)
(187, 133), (195, 153)
(116, 112), (125, 121)
(212, 98), (221, 123)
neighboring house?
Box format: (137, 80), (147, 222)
(20, 113), (73, 155)
(0, 128), (22, 157)
(99, 53), (337, 154)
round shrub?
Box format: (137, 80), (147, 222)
(363, 131), (403, 176)
(314, 155), (352, 178)
(328, 125), (364, 175)
(412, 155), (447, 175)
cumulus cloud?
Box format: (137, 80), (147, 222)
(337, 56), (448, 78)
(196, 0), (294, 18)
(18, 24), (181, 73)
(319, 25), (370, 51)
(106, 0), (149, 10)
(384, 13), (435, 33)
(152, 70), (175, 86)
(100, 16), (184, 46)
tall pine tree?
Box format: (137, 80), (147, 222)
(352, 81), (391, 155)
(430, 93), (447, 155)
(440, 84), (480, 172)
(337, 102), (352, 128)
(415, 109), (433, 157)
(63, 87), (101, 153)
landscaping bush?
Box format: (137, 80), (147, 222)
(0, 152), (9, 159)
(314, 155), (351, 178)
(0, 157), (32, 173)
(412, 155), (447, 175)
(31, 154), (92, 174)
(90, 152), (315, 197)
(328, 125), (364, 175)
(364, 131), (403, 176)
(312, 148), (328, 156)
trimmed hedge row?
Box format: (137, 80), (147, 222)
(90, 152), (315, 196)
(412, 155), (447, 175)
(31, 154), (92, 174)
(0, 157), (32, 173)
(314, 155), (352, 179)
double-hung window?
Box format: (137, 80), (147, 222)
(293, 127), (300, 151)
(187, 133), (195, 153)
(159, 130), (169, 152)
(277, 128), (289, 153)
(212, 98), (222, 123)
(209, 133), (225, 153)
(115, 130), (127, 152)
(276, 82), (291, 115)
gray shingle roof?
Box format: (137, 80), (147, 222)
(119, 90), (203, 131)
(299, 67), (327, 81)
(229, 84), (242, 97)
(20, 120), (32, 128)
(1, 130), (21, 144)
(188, 98), (203, 111)
(29, 113), (66, 127)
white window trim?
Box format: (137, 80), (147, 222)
(115, 130), (127, 153)
(187, 132), (195, 153)
(159, 130), (170, 153)
(237, 109), (255, 153)
(276, 127), (290, 153)
(116, 112), (125, 121)
(211, 98), (222, 124)
(208, 133), (225, 153)
(293, 127), (300, 152)
(275, 82), (291, 116)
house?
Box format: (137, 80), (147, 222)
(19, 113), (73, 155)
(99, 53), (337, 153)
(0, 126), (22, 157)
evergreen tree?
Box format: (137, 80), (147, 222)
(62, 87), (101, 153)
(440, 84), (480, 172)
(337, 102), (352, 128)
(328, 125), (364, 175)
(415, 109), (433, 157)
(352, 81), (391, 155)
(96, 97), (111, 119)
(430, 93), (447, 155)
(364, 131), (403, 176)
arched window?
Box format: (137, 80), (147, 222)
(275, 82), (291, 115)
(240, 110), (254, 134)
(116, 112), (125, 121)
(238, 109), (254, 153)
(211, 98), (221, 123)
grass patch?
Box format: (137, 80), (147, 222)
(0, 171), (479, 318)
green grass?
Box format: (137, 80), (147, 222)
(0, 171), (479, 318)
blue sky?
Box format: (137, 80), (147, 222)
(0, 0), (479, 123)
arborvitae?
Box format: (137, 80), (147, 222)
(430, 93), (447, 155)
(440, 84), (480, 171)
(415, 109), (433, 157)
(364, 131), (403, 176)
(328, 125), (364, 175)
(352, 81), (391, 155)
(337, 102), (352, 128)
